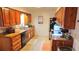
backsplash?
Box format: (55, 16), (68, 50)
(13, 25), (20, 29)
(0, 27), (7, 33)
(0, 26), (17, 34)
(0, 24), (29, 34)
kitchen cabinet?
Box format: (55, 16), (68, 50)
(26, 29), (31, 42)
(0, 7), (31, 27)
(2, 8), (10, 27)
(0, 8), (3, 26)
(28, 14), (32, 23)
(52, 39), (73, 51)
(11, 35), (21, 51)
(15, 10), (20, 24)
(0, 37), (12, 51)
(55, 7), (77, 29)
(26, 26), (35, 43)
(0, 35), (21, 51)
(0, 7), (20, 27)
(24, 14), (28, 25)
(9, 9), (16, 26)
(30, 26), (35, 38)
(24, 14), (32, 25)
(0, 7), (15, 27)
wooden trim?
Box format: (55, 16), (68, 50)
(55, 7), (61, 15)
(5, 7), (31, 15)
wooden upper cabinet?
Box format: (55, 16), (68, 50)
(0, 8), (3, 27)
(55, 8), (65, 26)
(64, 7), (77, 29)
(0, 34), (21, 51)
(28, 14), (32, 23)
(9, 9), (16, 26)
(24, 14), (28, 25)
(2, 8), (10, 27)
(0, 7), (31, 27)
(55, 7), (77, 29)
(15, 10), (20, 25)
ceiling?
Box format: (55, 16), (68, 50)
(10, 7), (58, 14)
(26, 7), (58, 11)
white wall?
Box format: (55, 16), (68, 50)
(27, 8), (57, 36)
(71, 8), (79, 50)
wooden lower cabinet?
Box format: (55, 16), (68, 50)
(0, 27), (35, 51)
(26, 26), (35, 43)
(11, 35), (21, 51)
(0, 35), (21, 51)
(52, 39), (73, 51)
(0, 37), (12, 51)
(30, 27), (35, 38)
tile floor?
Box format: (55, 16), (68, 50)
(20, 36), (52, 51)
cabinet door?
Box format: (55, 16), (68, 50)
(55, 7), (77, 29)
(0, 37), (12, 51)
(52, 40), (64, 51)
(63, 40), (73, 47)
(0, 8), (3, 26)
(26, 31), (29, 42)
(24, 14), (28, 25)
(9, 9), (16, 26)
(28, 14), (32, 23)
(52, 40), (57, 51)
(31, 26), (35, 37)
(2, 8), (10, 27)
(26, 29), (31, 42)
(64, 7), (77, 29)
(15, 10), (20, 24)
(55, 8), (65, 26)
(11, 35), (21, 51)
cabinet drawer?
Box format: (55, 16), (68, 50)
(12, 42), (21, 51)
(13, 44), (21, 51)
(12, 39), (21, 46)
(14, 45), (21, 51)
(54, 40), (64, 46)
(64, 40), (73, 47)
(12, 35), (21, 42)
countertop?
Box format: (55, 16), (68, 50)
(0, 29), (27, 38)
(51, 37), (67, 40)
(51, 33), (73, 40)
(0, 26), (34, 38)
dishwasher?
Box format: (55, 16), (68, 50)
(21, 31), (26, 47)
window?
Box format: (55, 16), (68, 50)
(38, 16), (43, 24)
(20, 13), (24, 26)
